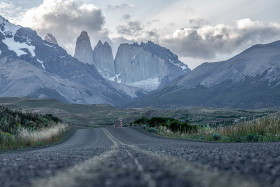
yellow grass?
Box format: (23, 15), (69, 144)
(18, 123), (68, 146)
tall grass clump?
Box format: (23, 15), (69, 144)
(18, 123), (68, 146)
(215, 114), (280, 142)
(0, 106), (67, 150)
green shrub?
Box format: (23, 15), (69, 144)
(134, 116), (149, 124)
(148, 127), (159, 134)
(246, 134), (260, 142)
(142, 124), (148, 129)
(159, 132), (165, 136)
(0, 131), (16, 145)
(212, 133), (221, 141)
(0, 106), (61, 134)
(221, 136), (230, 142)
(144, 116), (197, 133)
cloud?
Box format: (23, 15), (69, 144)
(0, 2), (13, 9)
(187, 17), (209, 27)
(20, 0), (107, 54)
(184, 6), (194, 14)
(107, 3), (135, 11)
(0, 2), (25, 24)
(162, 18), (280, 59)
(116, 21), (144, 37)
(122, 14), (131, 21)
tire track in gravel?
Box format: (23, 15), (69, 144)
(103, 128), (157, 187)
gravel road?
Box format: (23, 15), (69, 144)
(1, 127), (280, 187)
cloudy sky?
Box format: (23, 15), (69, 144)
(1, 0), (280, 69)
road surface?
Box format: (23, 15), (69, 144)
(0, 127), (280, 187)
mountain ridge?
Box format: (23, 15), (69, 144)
(124, 39), (280, 109)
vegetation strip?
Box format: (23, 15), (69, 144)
(0, 106), (68, 150)
(134, 115), (280, 142)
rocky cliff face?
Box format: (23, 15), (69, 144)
(93, 40), (115, 78)
(72, 30), (190, 92)
(74, 31), (93, 64)
(44, 33), (58, 45)
(114, 42), (190, 91)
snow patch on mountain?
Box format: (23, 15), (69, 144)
(108, 73), (122, 83)
(44, 43), (55, 48)
(126, 78), (160, 92)
(37, 59), (45, 69)
(168, 58), (188, 70)
(1, 16), (36, 57)
(3, 37), (36, 57)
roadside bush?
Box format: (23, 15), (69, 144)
(0, 106), (62, 134)
(212, 133), (221, 141)
(134, 116), (149, 125)
(141, 124), (149, 129)
(0, 130), (16, 146)
(221, 136), (230, 142)
(148, 127), (159, 134)
(0, 106), (66, 150)
(246, 134), (260, 142)
(159, 132), (165, 136)
(146, 117), (197, 133)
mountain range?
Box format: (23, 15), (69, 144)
(0, 15), (189, 105)
(1, 15), (280, 109)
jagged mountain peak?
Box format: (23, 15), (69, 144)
(97, 40), (103, 45)
(95, 40), (110, 48)
(104, 41), (110, 46)
(74, 30), (93, 64)
(93, 39), (115, 78)
(0, 16), (21, 39)
(44, 33), (58, 45)
(80, 30), (89, 38)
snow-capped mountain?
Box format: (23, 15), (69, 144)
(0, 16), (133, 105)
(126, 40), (280, 108)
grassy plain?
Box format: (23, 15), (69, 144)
(0, 97), (277, 128)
